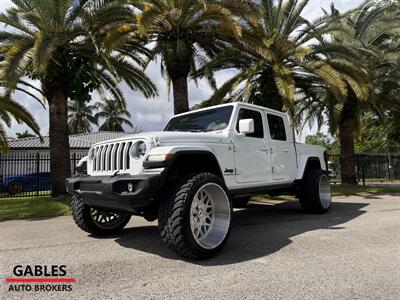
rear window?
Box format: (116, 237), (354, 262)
(267, 114), (286, 141)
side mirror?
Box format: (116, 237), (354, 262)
(239, 119), (254, 134)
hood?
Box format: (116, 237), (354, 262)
(92, 131), (230, 147)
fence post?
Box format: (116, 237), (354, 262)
(73, 153), (76, 175)
(36, 153), (40, 197)
(362, 164), (366, 186)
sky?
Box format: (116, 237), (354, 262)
(2, 0), (364, 140)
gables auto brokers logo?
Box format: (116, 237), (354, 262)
(5, 265), (76, 292)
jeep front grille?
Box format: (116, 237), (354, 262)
(90, 142), (133, 173)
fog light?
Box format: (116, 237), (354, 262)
(127, 183), (134, 193)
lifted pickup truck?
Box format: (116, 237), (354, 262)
(67, 102), (331, 259)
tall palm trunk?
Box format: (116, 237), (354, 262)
(47, 87), (71, 197)
(338, 96), (358, 185)
(168, 62), (190, 115)
(256, 70), (284, 111)
(172, 76), (189, 114)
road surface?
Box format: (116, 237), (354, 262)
(1, 194), (399, 299)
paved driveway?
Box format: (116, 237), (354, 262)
(1, 194), (399, 299)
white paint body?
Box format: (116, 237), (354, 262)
(85, 103), (326, 190)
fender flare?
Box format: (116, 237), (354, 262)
(296, 156), (323, 180)
(144, 147), (224, 179)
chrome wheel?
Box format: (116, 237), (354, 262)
(319, 174), (332, 209)
(190, 183), (231, 250)
(90, 209), (127, 230)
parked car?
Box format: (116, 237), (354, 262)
(0, 172), (52, 195)
(67, 102), (331, 259)
(327, 161), (337, 178)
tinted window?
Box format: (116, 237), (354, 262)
(164, 106), (233, 132)
(267, 114), (286, 141)
(236, 109), (264, 138)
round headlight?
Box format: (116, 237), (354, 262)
(135, 141), (147, 158)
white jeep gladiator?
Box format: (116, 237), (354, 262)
(67, 102), (331, 259)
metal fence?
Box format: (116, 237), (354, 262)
(329, 153), (400, 184)
(1, 152), (399, 198)
(0, 153), (85, 198)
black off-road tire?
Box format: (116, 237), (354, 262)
(299, 169), (332, 214)
(158, 172), (232, 260)
(71, 194), (131, 236)
(232, 196), (251, 208)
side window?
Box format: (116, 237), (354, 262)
(236, 108), (264, 138)
(267, 114), (287, 141)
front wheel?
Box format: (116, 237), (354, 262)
(71, 195), (131, 236)
(158, 173), (232, 259)
(299, 169), (332, 213)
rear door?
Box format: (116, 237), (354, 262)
(233, 107), (271, 183)
(266, 113), (296, 182)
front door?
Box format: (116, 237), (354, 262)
(233, 108), (270, 183)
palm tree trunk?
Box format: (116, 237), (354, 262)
(48, 88), (71, 197)
(172, 76), (189, 115)
(339, 98), (358, 185)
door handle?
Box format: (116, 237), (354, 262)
(282, 148), (289, 153)
(260, 146), (269, 152)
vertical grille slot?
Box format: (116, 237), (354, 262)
(125, 142), (132, 170)
(112, 143), (119, 171)
(118, 143), (126, 170)
(107, 144), (114, 171)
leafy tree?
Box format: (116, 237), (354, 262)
(0, 0), (157, 196)
(16, 130), (36, 139)
(300, 2), (400, 184)
(68, 99), (98, 134)
(200, 0), (349, 120)
(355, 112), (400, 153)
(0, 96), (41, 150)
(124, 0), (254, 114)
(96, 99), (134, 132)
(305, 132), (339, 153)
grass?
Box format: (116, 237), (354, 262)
(0, 196), (71, 222)
(330, 184), (400, 196)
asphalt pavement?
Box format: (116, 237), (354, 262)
(1, 194), (399, 299)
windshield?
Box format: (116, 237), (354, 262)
(164, 106), (233, 132)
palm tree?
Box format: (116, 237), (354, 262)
(0, 95), (41, 150)
(300, 2), (400, 184)
(16, 130), (36, 139)
(96, 99), (134, 132)
(0, 0), (157, 196)
(126, 0), (255, 114)
(68, 99), (98, 134)
(199, 0), (349, 118)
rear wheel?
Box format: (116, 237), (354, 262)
(71, 195), (131, 236)
(7, 181), (24, 195)
(299, 169), (332, 213)
(158, 172), (232, 259)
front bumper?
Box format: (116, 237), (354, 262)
(66, 173), (162, 213)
